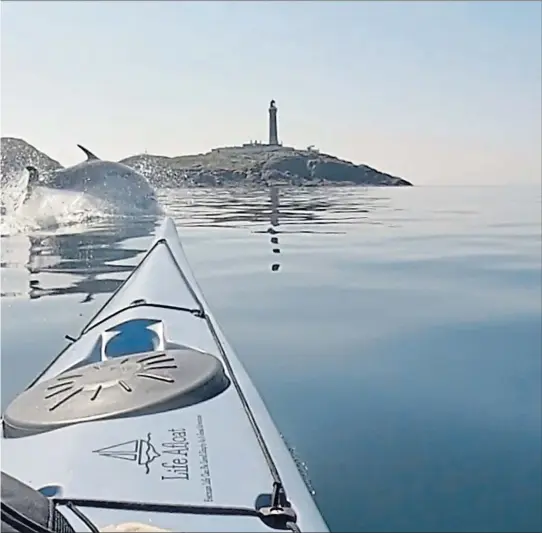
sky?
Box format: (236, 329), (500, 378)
(0, 1), (540, 185)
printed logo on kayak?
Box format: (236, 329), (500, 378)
(92, 415), (213, 501)
(93, 429), (190, 480)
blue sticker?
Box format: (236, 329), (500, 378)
(104, 319), (162, 357)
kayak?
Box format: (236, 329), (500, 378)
(1, 217), (329, 533)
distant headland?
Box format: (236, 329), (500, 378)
(1, 100), (413, 187)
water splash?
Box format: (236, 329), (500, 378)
(0, 169), (160, 237)
(281, 434), (317, 496)
(1, 169), (30, 213)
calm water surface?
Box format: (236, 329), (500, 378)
(1, 185), (541, 532)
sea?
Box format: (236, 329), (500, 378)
(1, 183), (541, 533)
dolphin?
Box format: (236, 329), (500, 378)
(23, 144), (160, 212)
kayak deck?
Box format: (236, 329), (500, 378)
(1, 218), (329, 532)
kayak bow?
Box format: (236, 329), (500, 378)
(1, 217), (329, 533)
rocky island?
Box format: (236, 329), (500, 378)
(119, 143), (412, 187)
(1, 101), (413, 187)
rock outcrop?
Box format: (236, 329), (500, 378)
(120, 145), (412, 187)
(1, 137), (63, 184)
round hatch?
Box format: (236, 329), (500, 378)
(3, 348), (230, 438)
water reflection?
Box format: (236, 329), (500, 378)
(161, 186), (393, 273)
(1, 186), (394, 300)
(161, 186), (392, 229)
(1, 217), (160, 301)
(269, 186), (281, 272)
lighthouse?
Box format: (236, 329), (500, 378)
(268, 99), (279, 145)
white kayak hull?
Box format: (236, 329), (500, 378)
(1, 218), (329, 532)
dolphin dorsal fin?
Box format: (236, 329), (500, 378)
(77, 144), (100, 161)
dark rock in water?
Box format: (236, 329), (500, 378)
(1, 137), (63, 184)
(0, 137), (413, 188)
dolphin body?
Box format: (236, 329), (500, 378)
(23, 144), (160, 212)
